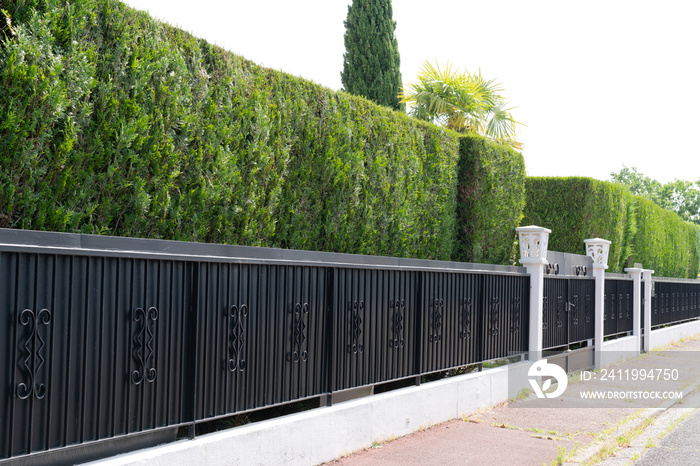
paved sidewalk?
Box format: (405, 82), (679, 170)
(324, 337), (700, 466)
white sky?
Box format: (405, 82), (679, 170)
(122, 0), (700, 184)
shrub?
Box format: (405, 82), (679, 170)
(452, 135), (526, 265)
(522, 177), (700, 277)
(0, 0), (459, 260)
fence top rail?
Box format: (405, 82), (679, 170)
(0, 228), (527, 276)
(653, 276), (700, 284)
(606, 273), (634, 281)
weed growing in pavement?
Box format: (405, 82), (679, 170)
(509, 387), (532, 402)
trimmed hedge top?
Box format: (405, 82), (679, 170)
(522, 177), (700, 277)
(0, 0), (465, 260)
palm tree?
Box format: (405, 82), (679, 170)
(399, 61), (522, 149)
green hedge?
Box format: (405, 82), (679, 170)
(1, 0), (529, 265)
(0, 0), (463, 260)
(522, 177), (700, 277)
(453, 135), (526, 265)
(631, 196), (700, 278)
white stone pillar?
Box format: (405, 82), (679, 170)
(625, 266), (643, 354)
(585, 238), (611, 369)
(643, 268), (655, 353)
(516, 225), (551, 361)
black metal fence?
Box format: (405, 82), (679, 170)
(542, 276), (595, 349)
(652, 279), (700, 328)
(604, 277), (634, 338)
(0, 229), (529, 463)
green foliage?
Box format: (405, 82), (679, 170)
(452, 135), (526, 265)
(400, 61), (522, 149)
(1, 0), (460, 260)
(341, 0), (403, 111)
(611, 165), (700, 225)
(522, 177), (700, 277)
(521, 178), (632, 272)
(631, 196), (700, 278)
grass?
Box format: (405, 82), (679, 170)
(546, 441), (581, 466)
(582, 412), (655, 465)
(555, 445), (568, 465)
(510, 387), (532, 402)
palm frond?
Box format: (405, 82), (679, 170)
(400, 60), (523, 148)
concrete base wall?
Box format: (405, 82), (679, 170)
(89, 363), (532, 466)
(650, 320), (700, 350)
(602, 335), (638, 353)
(600, 335), (640, 367)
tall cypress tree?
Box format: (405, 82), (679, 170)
(341, 0), (404, 111)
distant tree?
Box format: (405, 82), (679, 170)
(399, 61), (522, 149)
(659, 180), (700, 225)
(341, 0), (403, 111)
(609, 166), (663, 201)
(610, 166), (700, 225)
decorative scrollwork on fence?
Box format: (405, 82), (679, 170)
(571, 294), (579, 325)
(556, 296), (564, 328)
(348, 301), (364, 354)
(430, 298), (444, 343)
(585, 294), (592, 323)
(131, 307), (158, 385)
(489, 297), (500, 337)
(542, 296), (549, 330)
(459, 297), (472, 339)
(288, 303), (309, 363)
(511, 297), (521, 333)
(16, 308), (52, 400)
(228, 304), (248, 372)
(546, 263), (560, 275)
(618, 294), (623, 320)
(626, 294), (631, 320)
(389, 299), (405, 349)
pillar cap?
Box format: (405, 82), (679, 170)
(584, 237), (611, 269)
(516, 225), (551, 264)
(516, 225), (552, 234)
(584, 237), (611, 245)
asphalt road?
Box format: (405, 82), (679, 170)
(635, 407), (700, 465)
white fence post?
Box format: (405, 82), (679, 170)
(516, 225), (551, 361)
(584, 238), (611, 369)
(625, 265), (643, 354)
(643, 268), (655, 352)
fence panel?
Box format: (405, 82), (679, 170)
(0, 251), (192, 460)
(193, 263), (328, 420)
(480, 274), (529, 361)
(331, 268), (418, 392)
(568, 278), (595, 344)
(418, 272), (481, 374)
(652, 281), (700, 327)
(543, 277), (568, 349)
(542, 277), (595, 350)
(604, 279), (633, 337)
